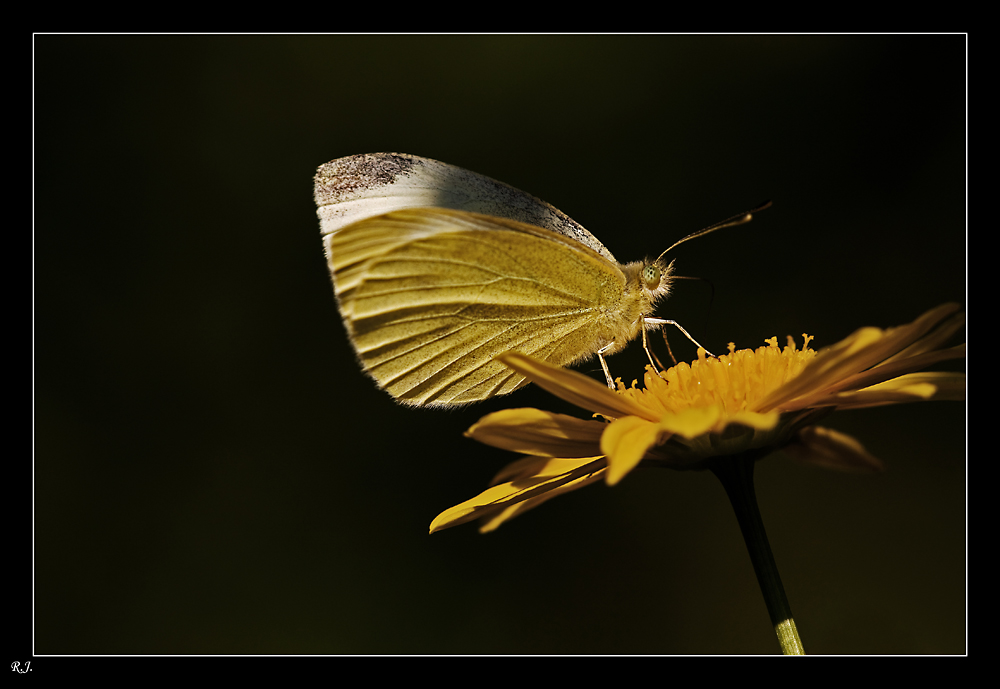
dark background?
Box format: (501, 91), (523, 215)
(34, 35), (965, 655)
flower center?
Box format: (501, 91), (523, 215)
(620, 336), (816, 414)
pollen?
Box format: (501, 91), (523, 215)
(620, 335), (816, 415)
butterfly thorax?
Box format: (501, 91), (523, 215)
(592, 258), (675, 356)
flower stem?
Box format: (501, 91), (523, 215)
(709, 452), (806, 655)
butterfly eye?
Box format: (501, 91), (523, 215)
(642, 264), (661, 290)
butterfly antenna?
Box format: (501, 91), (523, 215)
(654, 200), (771, 264)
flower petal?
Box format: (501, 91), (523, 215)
(429, 457), (605, 533)
(478, 470), (607, 533)
(812, 371), (966, 409)
(758, 304), (963, 411)
(757, 327), (883, 411)
(846, 302), (964, 373)
(490, 455), (604, 484)
(657, 405), (725, 438)
(601, 416), (663, 485)
(498, 352), (658, 421)
(465, 408), (605, 458)
(835, 344), (965, 394)
(728, 409), (783, 431)
(783, 425), (885, 472)
(880, 304), (965, 363)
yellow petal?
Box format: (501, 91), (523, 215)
(478, 470), (606, 533)
(601, 416), (663, 485)
(429, 458), (604, 533)
(727, 409), (782, 431)
(760, 304), (964, 412)
(812, 372), (966, 409)
(490, 455), (604, 484)
(657, 405), (725, 438)
(498, 352), (658, 421)
(836, 345), (965, 395)
(842, 303), (963, 375)
(465, 407), (605, 458)
(880, 303), (964, 364)
(755, 328), (880, 412)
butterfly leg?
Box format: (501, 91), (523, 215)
(597, 342), (616, 389)
(661, 327), (677, 366)
(641, 325), (669, 370)
(643, 317), (716, 360)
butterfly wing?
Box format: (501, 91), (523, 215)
(330, 208), (628, 406)
(315, 152), (617, 264)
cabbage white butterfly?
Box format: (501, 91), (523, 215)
(315, 153), (767, 407)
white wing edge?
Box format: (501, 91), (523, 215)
(313, 152), (617, 263)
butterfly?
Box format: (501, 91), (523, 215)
(315, 153), (767, 407)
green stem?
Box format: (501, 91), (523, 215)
(709, 453), (805, 655)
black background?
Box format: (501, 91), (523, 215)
(34, 35), (965, 655)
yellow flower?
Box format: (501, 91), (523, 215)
(430, 303), (965, 534)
